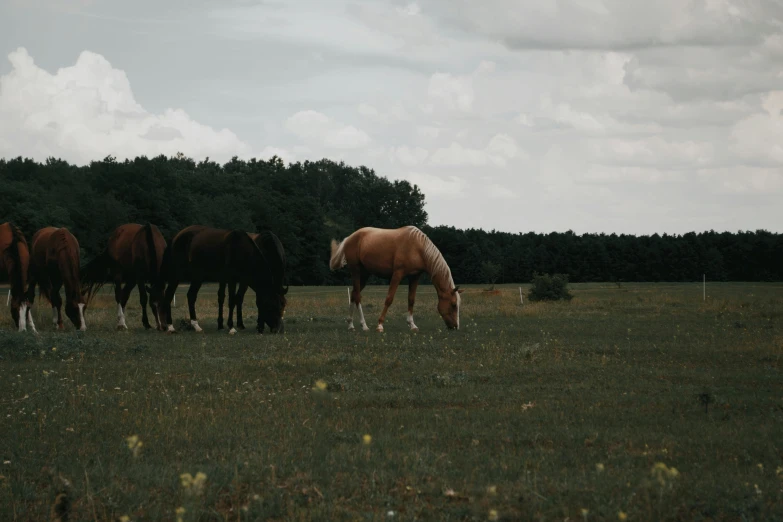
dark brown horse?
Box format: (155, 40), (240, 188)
(81, 223), (167, 330)
(233, 230), (287, 330)
(0, 222), (34, 332)
(27, 227), (87, 331)
(161, 225), (287, 334)
(330, 225), (462, 332)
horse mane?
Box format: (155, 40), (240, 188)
(255, 231), (287, 289)
(406, 226), (454, 288)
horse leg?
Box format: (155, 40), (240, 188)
(114, 277), (128, 330)
(138, 282), (153, 330)
(236, 283), (247, 330)
(50, 285), (64, 330)
(163, 279), (179, 333)
(348, 269), (369, 331)
(120, 279), (136, 330)
(407, 273), (421, 332)
(376, 270), (404, 333)
(187, 280), (203, 332)
(227, 281), (237, 335)
(217, 281), (226, 330)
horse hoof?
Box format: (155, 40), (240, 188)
(362, 325), (370, 332)
(229, 328), (237, 335)
(376, 325), (384, 333)
(237, 324), (245, 330)
(348, 325), (355, 331)
(410, 326), (419, 333)
(116, 325), (127, 331)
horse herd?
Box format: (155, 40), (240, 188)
(1, 222), (463, 335)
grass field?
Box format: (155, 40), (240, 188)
(1, 282), (782, 521)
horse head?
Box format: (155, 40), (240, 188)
(437, 286), (464, 330)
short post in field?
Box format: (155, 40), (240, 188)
(347, 287), (351, 306)
(519, 287), (523, 305)
(6, 289), (10, 307)
(703, 274), (706, 302)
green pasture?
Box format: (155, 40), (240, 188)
(0, 282), (782, 521)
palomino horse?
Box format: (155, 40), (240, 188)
(161, 225), (287, 334)
(233, 230), (287, 331)
(329, 225), (463, 332)
(27, 227), (87, 331)
(0, 222), (33, 332)
(81, 223), (167, 330)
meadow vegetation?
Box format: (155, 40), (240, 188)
(1, 282), (782, 521)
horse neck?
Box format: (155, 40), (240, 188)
(428, 269), (454, 299)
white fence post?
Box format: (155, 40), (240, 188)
(519, 287), (524, 305)
(347, 287), (351, 305)
(6, 289), (10, 307)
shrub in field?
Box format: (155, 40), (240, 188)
(528, 272), (573, 302)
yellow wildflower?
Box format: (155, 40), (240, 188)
(180, 472), (207, 496)
(488, 509), (498, 521)
(126, 435), (143, 458)
(486, 485), (497, 496)
(175, 506), (186, 522)
(362, 434), (372, 445)
(595, 463), (605, 472)
(617, 512), (627, 521)
(119, 516), (131, 522)
(313, 379), (327, 391)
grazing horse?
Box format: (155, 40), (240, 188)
(329, 225), (463, 332)
(161, 225), (287, 334)
(27, 227), (87, 331)
(233, 230), (288, 331)
(0, 222), (34, 332)
(81, 223), (167, 330)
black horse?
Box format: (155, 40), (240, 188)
(161, 225), (287, 334)
(233, 231), (287, 331)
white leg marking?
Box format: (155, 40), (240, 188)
(27, 307), (37, 334)
(52, 307), (58, 326)
(190, 320), (203, 333)
(357, 303), (369, 331)
(18, 303), (27, 332)
(117, 303), (127, 330)
(407, 311), (418, 332)
(78, 303), (86, 331)
(229, 327), (237, 335)
(167, 324), (176, 333)
(348, 302), (356, 331)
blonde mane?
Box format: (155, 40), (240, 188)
(406, 226), (454, 289)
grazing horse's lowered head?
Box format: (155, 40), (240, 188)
(437, 285), (464, 330)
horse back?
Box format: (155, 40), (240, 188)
(131, 223), (167, 281)
(108, 223), (143, 272)
(349, 226), (423, 275)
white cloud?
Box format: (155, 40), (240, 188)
(731, 91), (783, 165)
(258, 146), (298, 164)
(486, 183), (516, 199)
(428, 72), (474, 112)
(403, 172), (467, 197)
(430, 133), (521, 167)
(0, 48), (251, 164)
(357, 102), (410, 124)
(284, 110), (370, 149)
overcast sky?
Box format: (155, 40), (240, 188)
(1, 0), (782, 235)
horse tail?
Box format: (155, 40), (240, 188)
(6, 223), (29, 302)
(80, 249), (111, 304)
(329, 238), (347, 271)
(143, 223), (160, 284)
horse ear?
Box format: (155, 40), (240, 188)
(452, 286), (462, 295)
(283, 286), (289, 295)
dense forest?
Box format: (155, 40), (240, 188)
(1, 155), (782, 284)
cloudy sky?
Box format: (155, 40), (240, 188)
(1, 0), (782, 235)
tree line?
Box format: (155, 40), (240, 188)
(1, 155), (781, 284)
